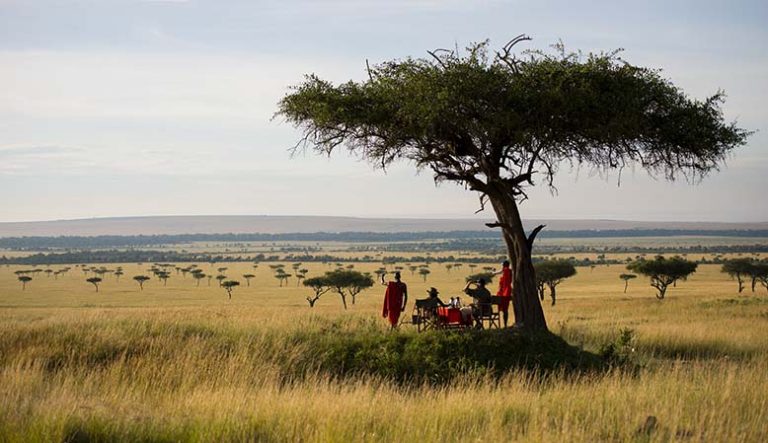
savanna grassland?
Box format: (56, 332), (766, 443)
(1, 248), (767, 442)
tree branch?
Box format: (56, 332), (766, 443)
(526, 224), (546, 252)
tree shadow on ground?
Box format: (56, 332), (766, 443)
(290, 327), (608, 385)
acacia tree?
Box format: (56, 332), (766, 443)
(721, 258), (754, 293)
(627, 256), (697, 299)
(86, 277), (102, 292)
(418, 268), (431, 282)
(275, 270), (290, 287)
(133, 275), (150, 290)
(753, 262), (768, 293)
(619, 273), (637, 293)
(243, 274), (255, 287)
(324, 269), (374, 309)
(222, 280), (240, 299)
(534, 259), (576, 306)
(303, 276), (331, 307)
(192, 272), (206, 287)
(18, 275), (32, 290)
(277, 37), (748, 330)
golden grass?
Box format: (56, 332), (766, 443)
(1, 260), (767, 441)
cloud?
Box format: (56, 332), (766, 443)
(0, 145), (93, 174)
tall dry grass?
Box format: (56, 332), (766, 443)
(1, 261), (767, 441)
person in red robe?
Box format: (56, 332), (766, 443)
(382, 271), (408, 329)
(494, 260), (513, 327)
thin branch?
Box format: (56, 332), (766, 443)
(474, 193), (488, 214)
(365, 59), (373, 81)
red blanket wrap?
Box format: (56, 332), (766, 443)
(382, 282), (404, 326)
(497, 268), (512, 312)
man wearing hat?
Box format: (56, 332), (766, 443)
(424, 287), (448, 309)
(464, 278), (492, 328)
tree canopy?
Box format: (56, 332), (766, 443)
(534, 259), (577, 306)
(277, 37), (749, 330)
(721, 258), (755, 293)
(627, 256), (697, 299)
(322, 269), (375, 309)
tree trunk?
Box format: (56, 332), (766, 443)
(487, 185), (548, 331)
(548, 283), (557, 306)
(737, 275), (744, 293)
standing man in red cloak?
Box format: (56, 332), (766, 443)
(494, 260), (513, 327)
(381, 271), (408, 329)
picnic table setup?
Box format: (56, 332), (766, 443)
(411, 296), (501, 332)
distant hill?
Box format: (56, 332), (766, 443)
(0, 215), (766, 237)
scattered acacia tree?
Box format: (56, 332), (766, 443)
(534, 259), (576, 306)
(216, 274), (227, 287)
(243, 274), (255, 287)
(419, 268), (431, 282)
(324, 269), (375, 309)
(753, 262), (768, 293)
(303, 276), (331, 307)
(275, 270), (290, 287)
(18, 275), (32, 290)
(277, 38), (748, 330)
(156, 271), (171, 286)
(133, 275), (150, 290)
(86, 277), (102, 292)
(222, 280), (240, 299)
(465, 272), (495, 284)
(619, 273), (637, 293)
(192, 272), (206, 287)
(408, 265), (418, 276)
(114, 269), (124, 282)
(721, 258), (755, 293)
(627, 256), (698, 299)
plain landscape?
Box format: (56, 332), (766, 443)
(1, 218), (767, 442)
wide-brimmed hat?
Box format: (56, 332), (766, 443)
(427, 287), (439, 296)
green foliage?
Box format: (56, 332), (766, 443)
(323, 269), (375, 308)
(465, 272), (494, 283)
(599, 328), (638, 367)
(278, 39), (748, 189)
(133, 275), (150, 290)
(627, 256), (698, 299)
(721, 258), (758, 293)
(296, 328), (602, 383)
(619, 273), (637, 293)
(221, 280), (240, 299)
(86, 277), (102, 292)
(303, 276), (332, 307)
(17, 275), (32, 290)
(534, 259), (577, 305)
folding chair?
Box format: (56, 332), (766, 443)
(412, 298), (439, 332)
(476, 296), (501, 329)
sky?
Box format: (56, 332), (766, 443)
(1, 0), (766, 223)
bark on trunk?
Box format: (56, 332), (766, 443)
(487, 183), (548, 331)
(548, 283), (557, 306)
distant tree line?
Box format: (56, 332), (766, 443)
(1, 248), (762, 267)
(377, 239), (768, 255)
(1, 229), (766, 250)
